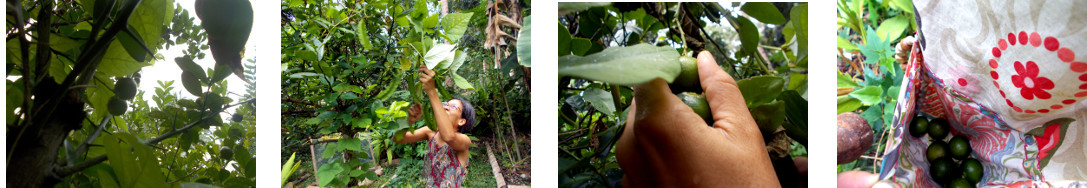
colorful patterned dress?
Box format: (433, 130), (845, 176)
(425, 133), (467, 188)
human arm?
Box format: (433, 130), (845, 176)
(418, 65), (471, 151)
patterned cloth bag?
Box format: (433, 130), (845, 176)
(879, 0), (1087, 187)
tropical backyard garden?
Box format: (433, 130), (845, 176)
(279, 0), (531, 187)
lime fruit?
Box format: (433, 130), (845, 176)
(949, 178), (975, 188)
(232, 113), (243, 122)
(107, 96), (128, 116)
(930, 157), (960, 184)
(909, 117), (929, 138)
(677, 92), (712, 124)
(949, 135), (973, 160)
(114, 77), (137, 100)
(219, 147), (233, 160)
(961, 158), (984, 184)
(669, 56), (702, 94)
(927, 140), (950, 162)
(928, 118), (951, 140)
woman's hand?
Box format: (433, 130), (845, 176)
(408, 103), (422, 124)
(615, 51), (779, 187)
(419, 64), (436, 91)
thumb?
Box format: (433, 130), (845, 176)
(695, 51), (757, 134)
(837, 171), (879, 188)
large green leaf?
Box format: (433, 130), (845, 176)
(849, 86), (883, 105)
(558, 2), (611, 15)
(736, 16), (760, 54)
(558, 44), (681, 86)
(339, 138), (363, 152)
(315, 163), (344, 187)
(581, 87), (615, 117)
(741, 2), (785, 25)
(451, 73), (474, 90)
(423, 43), (455, 70)
(736, 75), (785, 107)
(517, 16), (531, 67)
(440, 12), (474, 43)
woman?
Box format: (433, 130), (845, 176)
(395, 65), (477, 188)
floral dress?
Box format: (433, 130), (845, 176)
(424, 133), (467, 188)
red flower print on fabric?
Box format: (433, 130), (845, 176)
(1011, 61), (1054, 100)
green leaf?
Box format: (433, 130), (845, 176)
(423, 43), (455, 70)
(181, 71), (203, 96)
(837, 72), (859, 88)
(836, 95), (862, 114)
(339, 138), (363, 152)
(315, 163), (344, 187)
(875, 15), (910, 42)
(440, 12), (474, 43)
(751, 100), (786, 133)
(849, 86), (883, 105)
(181, 182), (219, 188)
(517, 16), (531, 67)
(570, 37), (592, 56)
(559, 24), (572, 56)
(117, 25), (148, 62)
(837, 36), (858, 51)
(859, 27), (893, 65)
(736, 16), (760, 53)
(791, 4), (808, 55)
(451, 73), (474, 90)
(736, 75), (785, 107)
(282, 153), (297, 187)
(558, 2), (611, 15)
(581, 87), (616, 117)
(558, 44), (681, 86)
(741, 2), (785, 25)
(423, 13), (439, 30)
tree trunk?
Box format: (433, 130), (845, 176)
(7, 77), (87, 188)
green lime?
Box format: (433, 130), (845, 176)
(677, 92), (712, 124)
(928, 118), (951, 140)
(114, 77), (138, 100)
(232, 113), (243, 122)
(930, 157), (960, 185)
(949, 135), (972, 160)
(669, 56), (702, 94)
(229, 127), (244, 138)
(927, 140), (950, 162)
(949, 177), (975, 188)
(961, 158), (984, 184)
(219, 147), (234, 160)
(909, 117), (929, 138)
(107, 96), (128, 116)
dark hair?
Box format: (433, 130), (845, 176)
(453, 97), (476, 133)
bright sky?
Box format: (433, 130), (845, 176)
(140, 0), (257, 108)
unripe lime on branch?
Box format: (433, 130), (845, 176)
(114, 77), (138, 100)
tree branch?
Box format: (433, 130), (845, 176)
(52, 98), (255, 178)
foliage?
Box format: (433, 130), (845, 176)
(835, 0), (915, 173)
(280, 0), (530, 186)
(5, 0), (257, 187)
(558, 2), (808, 187)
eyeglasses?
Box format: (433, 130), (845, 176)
(442, 102), (460, 111)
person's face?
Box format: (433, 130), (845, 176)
(442, 99), (466, 128)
